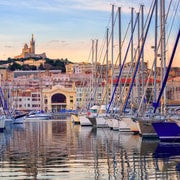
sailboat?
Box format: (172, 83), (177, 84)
(152, 29), (180, 142)
(71, 83), (92, 126)
(0, 86), (15, 129)
(13, 111), (28, 124)
(74, 39), (101, 127)
(107, 7), (141, 133)
(117, 2), (156, 134)
(76, 83), (101, 126)
(135, 0), (176, 138)
(24, 110), (52, 121)
(87, 6), (115, 128)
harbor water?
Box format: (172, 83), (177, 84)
(0, 117), (180, 180)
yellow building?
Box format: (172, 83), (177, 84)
(0, 69), (13, 83)
(17, 59), (45, 67)
(65, 62), (92, 74)
(42, 84), (76, 112)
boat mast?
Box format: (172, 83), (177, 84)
(131, 7), (134, 112)
(111, 4), (114, 100)
(91, 39), (94, 107)
(160, 0), (166, 115)
(118, 7), (122, 93)
(141, 4), (145, 109)
(137, 12), (141, 105)
(95, 39), (98, 105)
(107, 12), (139, 114)
(106, 28), (109, 108)
(122, 1), (156, 112)
(153, 0), (158, 105)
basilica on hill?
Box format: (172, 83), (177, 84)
(14, 34), (46, 59)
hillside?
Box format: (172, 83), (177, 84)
(0, 57), (73, 72)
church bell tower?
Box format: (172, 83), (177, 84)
(30, 34), (35, 54)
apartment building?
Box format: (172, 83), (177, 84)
(12, 90), (41, 111)
(167, 76), (180, 105)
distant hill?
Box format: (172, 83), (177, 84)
(0, 57), (73, 72)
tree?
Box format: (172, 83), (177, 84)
(8, 62), (22, 71)
(39, 63), (45, 70)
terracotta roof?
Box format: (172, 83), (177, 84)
(112, 77), (161, 84)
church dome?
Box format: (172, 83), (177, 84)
(24, 43), (28, 49)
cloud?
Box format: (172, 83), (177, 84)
(44, 40), (71, 48)
(48, 40), (60, 44)
(4, 45), (12, 48)
(0, 0), (176, 17)
(0, 0), (151, 13)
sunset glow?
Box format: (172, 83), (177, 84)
(0, 0), (179, 66)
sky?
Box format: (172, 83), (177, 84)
(0, 0), (179, 67)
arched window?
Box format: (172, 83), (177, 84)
(51, 93), (66, 103)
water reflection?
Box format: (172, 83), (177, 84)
(0, 118), (179, 180)
(153, 142), (180, 179)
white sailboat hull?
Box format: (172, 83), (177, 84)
(119, 116), (139, 134)
(24, 113), (52, 121)
(112, 118), (119, 131)
(96, 116), (109, 128)
(79, 114), (92, 126)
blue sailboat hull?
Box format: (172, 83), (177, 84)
(152, 122), (180, 142)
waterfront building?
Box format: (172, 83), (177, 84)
(13, 70), (62, 78)
(1, 62), (180, 113)
(42, 84), (76, 112)
(66, 62), (92, 74)
(12, 89), (42, 111)
(75, 82), (104, 110)
(65, 62), (106, 78)
(8, 71), (75, 112)
(166, 76), (180, 105)
(0, 69), (13, 83)
(113, 61), (149, 79)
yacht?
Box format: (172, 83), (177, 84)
(24, 111), (52, 121)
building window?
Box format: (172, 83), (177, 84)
(32, 104), (40, 107)
(32, 98), (40, 101)
(32, 94), (40, 97)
